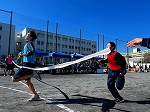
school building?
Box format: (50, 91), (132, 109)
(0, 22), (97, 59)
(0, 22), (15, 58)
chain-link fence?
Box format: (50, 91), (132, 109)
(0, 11), (129, 55)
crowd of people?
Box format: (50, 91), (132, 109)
(74, 59), (100, 74)
(54, 59), (101, 74)
(134, 64), (150, 73)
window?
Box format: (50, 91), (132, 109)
(62, 38), (67, 41)
(58, 37), (61, 40)
(50, 43), (53, 46)
(37, 33), (40, 36)
(62, 45), (65, 48)
(65, 45), (67, 48)
(42, 34), (45, 38)
(47, 50), (49, 53)
(0, 25), (2, 31)
(17, 42), (21, 45)
(41, 42), (44, 45)
(72, 39), (74, 43)
(47, 42), (49, 46)
(50, 35), (53, 39)
(37, 41), (40, 45)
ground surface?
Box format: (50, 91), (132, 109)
(0, 70), (150, 112)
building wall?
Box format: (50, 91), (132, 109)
(15, 32), (22, 56)
(18, 28), (97, 55)
(0, 22), (97, 59)
(0, 22), (15, 57)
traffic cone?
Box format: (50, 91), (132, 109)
(133, 68), (136, 73)
(128, 68), (130, 72)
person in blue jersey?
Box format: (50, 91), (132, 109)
(12, 31), (41, 101)
(99, 42), (126, 103)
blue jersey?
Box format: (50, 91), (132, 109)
(23, 41), (35, 64)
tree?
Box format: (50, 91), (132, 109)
(143, 52), (150, 63)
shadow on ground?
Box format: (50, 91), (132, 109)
(46, 94), (134, 112)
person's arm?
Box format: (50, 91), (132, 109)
(99, 58), (108, 63)
(127, 38), (150, 48)
(115, 53), (126, 75)
(5, 58), (8, 65)
(141, 38), (150, 49)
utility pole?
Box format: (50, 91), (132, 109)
(46, 20), (49, 64)
(102, 35), (104, 58)
(116, 38), (118, 52)
(46, 20), (49, 53)
(79, 29), (81, 54)
(0, 9), (12, 54)
(98, 34), (99, 51)
(55, 22), (58, 52)
(127, 41), (129, 70)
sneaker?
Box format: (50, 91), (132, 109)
(119, 99), (125, 103)
(27, 95), (40, 101)
(115, 98), (124, 103)
(33, 71), (42, 80)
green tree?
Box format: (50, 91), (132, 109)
(143, 52), (150, 63)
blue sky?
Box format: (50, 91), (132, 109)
(0, 0), (150, 53)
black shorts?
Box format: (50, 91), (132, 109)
(5, 64), (13, 70)
(13, 62), (35, 80)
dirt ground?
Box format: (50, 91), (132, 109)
(0, 71), (150, 112)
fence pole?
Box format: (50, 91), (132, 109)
(98, 34), (99, 51)
(127, 41), (129, 70)
(102, 35), (104, 58)
(79, 29), (81, 54)
(116, 38), (118, 52)
(55, 22), (58, 52)
(46, 20), (49, 52)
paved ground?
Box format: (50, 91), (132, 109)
(0, 70), (150, 112)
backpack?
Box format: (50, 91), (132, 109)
(120, 54), (127, 68)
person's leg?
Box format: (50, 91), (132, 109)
(107, 70), (123, 101)
(6, 65), (10, 75)
(4, 69), (6, 76)
(8, 70), (10, 75)
(4, 65), (8, 75)
(12, 67), (31, 82)
(12, 74), (33, 82)
(24, 78), (40, 101)
(116, 75), (125, 90)
(24, 79), (37, 96)
(12, 71), (40, 101)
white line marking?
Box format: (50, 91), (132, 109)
(0, 85), (75, 112)
(0, 85), (32, 95)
